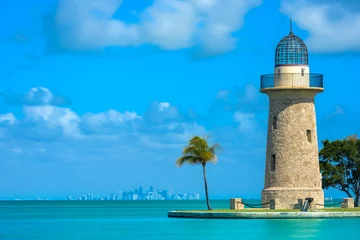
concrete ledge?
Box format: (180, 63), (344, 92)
(260, 87), (324, 93)
(168, 211), (360, 219)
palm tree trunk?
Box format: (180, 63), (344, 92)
(202, 163), (212, 210)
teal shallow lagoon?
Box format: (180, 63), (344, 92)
(0, 200), (359, 240)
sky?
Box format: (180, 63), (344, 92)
(0, 0), (360, 199)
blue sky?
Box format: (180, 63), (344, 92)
(0, 0), (359, 199)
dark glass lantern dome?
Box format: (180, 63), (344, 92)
(275, 32), (308, 67)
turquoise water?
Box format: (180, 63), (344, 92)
(0, 200), (358, 239)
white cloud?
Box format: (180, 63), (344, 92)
(234, 111), (256, 132)
(158, 102), (171, 111)
(333, 105), (345, 115)
(0, 86), (272, 197)
(141, 0), (197, 50)
(212, 83), (267, 113)
(26, 87), (53, 105)
(47, 0), (261, 54)
(1, 86), (268, 178)
(138, 122), (207, 149)
(0, 113), (16, 125)
(83, 109), (141, 126)
(0, 87), (70, 106)
(195, 0), (262, 55)
(325, 104), (345, 119)
(81, 109), (141, 134)
(145, 101), (181, 123)
(24, 106), (81, 137)
(2, 88), (208, 152)
(243, 83), (258, 102)
(281, 0), (360, 52)
(55, 0), (141, 50)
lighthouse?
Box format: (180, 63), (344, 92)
(260, 21), (324, 209)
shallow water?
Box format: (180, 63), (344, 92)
(0, 200), (358, 240)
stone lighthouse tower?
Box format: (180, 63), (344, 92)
(260, 21), (324, 209)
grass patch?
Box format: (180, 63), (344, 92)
(318, 207), (360, 212)
(176, 207), (360, 213)
(178, 209), (300, 213)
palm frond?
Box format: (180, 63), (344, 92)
(207, 155), (218, 164)
(176, 135), (223, 166)
(209, 143), (223, 154)
(183, 146), (198, 155)
(176, 155), (200, 167)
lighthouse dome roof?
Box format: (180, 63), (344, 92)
(275, 32), (308, 67)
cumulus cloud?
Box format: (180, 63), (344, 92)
(26, 87), (53, 105)
(0, 86), (271, 196)
(234, 111), (256, 132)
(139, 122), (206, 149)
(0, 87), (71, 106)
(318, 104), (360, 141)
(52, 0), (141, 50)
(44, 0), (261, 55)
(281, 0), (360, 52)
(0, 83), (269, 195)
(210, 82), (267, 113)
(144, 101), (181, 124)
(0, 113), (16, 125)
(84, 110), (141, 125)
(24, 105), (82, 138)
(1, 87), (209, 152)
(81, 109), (141, 134)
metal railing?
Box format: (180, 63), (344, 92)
(260, 73), (323, 89)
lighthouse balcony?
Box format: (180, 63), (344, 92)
(260, 73), (323, 91)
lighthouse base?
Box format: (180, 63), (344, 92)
(262, 187), (324, 210)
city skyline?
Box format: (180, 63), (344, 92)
(0, 0), (359, 199)
(0, 185), (201, 201)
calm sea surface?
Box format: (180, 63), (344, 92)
(0, 200), (358, 240)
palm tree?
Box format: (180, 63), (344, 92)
(176, 136), (222, 210)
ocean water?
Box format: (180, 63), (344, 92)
(0, 200), (359, 240)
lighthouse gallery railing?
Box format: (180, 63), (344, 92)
(260, 73), (323, 89)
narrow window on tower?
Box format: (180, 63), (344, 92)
(271, 155), (276, 172)
(273, 116), (278, 129)
(301, 68), (305, 77)
(277, 69), (281, 78)
(307, 130), (312, 143)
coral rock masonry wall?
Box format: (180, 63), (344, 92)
(230, 198), (244, 210)
(261, 89), (324, 209)
(342, 198), (355, 208)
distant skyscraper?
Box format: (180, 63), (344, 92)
(139, 186), (143, 199)
(116, 191), (123, 200)
(133, 194), (138, 200)
(110, 193), (116, 200)
(87, 193), (93, 200)
(53, 186), (199, 202)
(161, 190), (168, 200)
(153, 192), (159, 200)
(127, 191), (134, 200)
